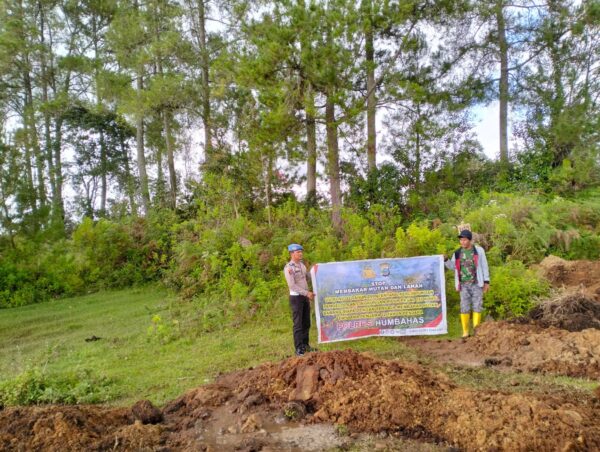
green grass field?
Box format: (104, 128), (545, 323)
(1, 286), (592, 407)
(0, 286), (419, 406)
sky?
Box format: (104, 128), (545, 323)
(473, 102), (502, 160)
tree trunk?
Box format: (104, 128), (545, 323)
(305, 84), (317, 202)
(120, 132), (137, 216)
(136, 74), (150, 214)
(52, 118), (65, 225)
(197, 0), (212, 166)
(496, 0), (509, 166)
(23, 68), (46, 216)
(298, 0), (317, 201)
(415, 126), (421, 192)
(91, 12), (107, 217)
(156, 121), (165, 206)
(50, 5), (69, 231)
(325, 93), (342, 233)
(547, 0), (566, 167)
(163, 111), (177, 209)
(263, 153), (272, 226)
(364, 0), (377, 172)
(99, 129), (107, 216)
(21, 125), (37, 223)
(38, 1), (57, 212)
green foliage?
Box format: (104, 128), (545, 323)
(147, 314), (180, 345)
(0, 240), (83, 308)
(0, 211), (177, 307)
(565, 234), (600, 260)
(0, 368), (115, 406)
(2, 189), (600, 328)
(484, 261), (550, 319)
(395, 222), (450, 257)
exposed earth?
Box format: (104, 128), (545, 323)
(404, 255), (600, 378)
(1, 256), (599, 451)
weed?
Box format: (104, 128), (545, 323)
(0, 367), (116, 406)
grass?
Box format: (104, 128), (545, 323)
(2, 286), (593, 407)
(0, 286), (415, 406)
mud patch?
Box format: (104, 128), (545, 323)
(407, 258), (600, 379)
(228, 350), (600, 450)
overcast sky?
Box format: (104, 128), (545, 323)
(473, 102), (502, 160)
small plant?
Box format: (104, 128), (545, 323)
(334, 423), (349, 437)
(283, 401), (306, 421)
(147, 314), (180, 344)
(0, 368), (116, 406)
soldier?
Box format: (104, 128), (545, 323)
(284, 244), (316, 356)
(445, 230), (490, 338)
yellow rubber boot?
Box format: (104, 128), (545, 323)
(472, 312), (482, 328)
(460, 313), (470, 338)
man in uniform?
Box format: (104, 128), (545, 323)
(445, 230), (490, 338)
(284, 244), (315, 356)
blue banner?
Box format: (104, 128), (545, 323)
(310, 255), (447, 343)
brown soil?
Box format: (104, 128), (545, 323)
(406, 258), (600, 380)
(1, 350), (599, 451)
(1, 257), (599, 451)
(536, 255), (600, 301)
(404, 321), (600, 378)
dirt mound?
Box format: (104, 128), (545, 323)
(523, 291), (600, 331)
(406, 321), (600, 379)
(225, 350), (600, 450)
(0, 405), (136, 451)
(538, 256), (600, 301)
(468, 322), (600, 378)
(232, 350), (453, 435)
(2, 350), (599, 451)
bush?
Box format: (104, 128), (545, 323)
(566, 234), (600, 260)
(395, 222), (450, 257)
(2, 189), (600, 317)
(484, 261), (550, 319)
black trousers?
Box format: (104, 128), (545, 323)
(289, 295), (311, 350)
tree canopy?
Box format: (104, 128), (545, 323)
(0, 0), (599, 237)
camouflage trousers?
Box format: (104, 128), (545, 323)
(460, 283), (483, 314)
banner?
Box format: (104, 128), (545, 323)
(310, 255), (447, 343)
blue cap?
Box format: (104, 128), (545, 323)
(288, 243), (303, 252)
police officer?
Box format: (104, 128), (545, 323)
(284, 244), (315, 356)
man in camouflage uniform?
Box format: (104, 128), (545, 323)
(284, 244), (315, 356)
(445, 230), (490, 338)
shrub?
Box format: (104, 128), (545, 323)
(147, 314), (181, 344)
(395, 222), (449, 257)
(484, 261), (550, 319)
(566, 234), (600, 260)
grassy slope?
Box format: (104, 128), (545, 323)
(0, 287), (414, 406)
(0, 287), (593, 406)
